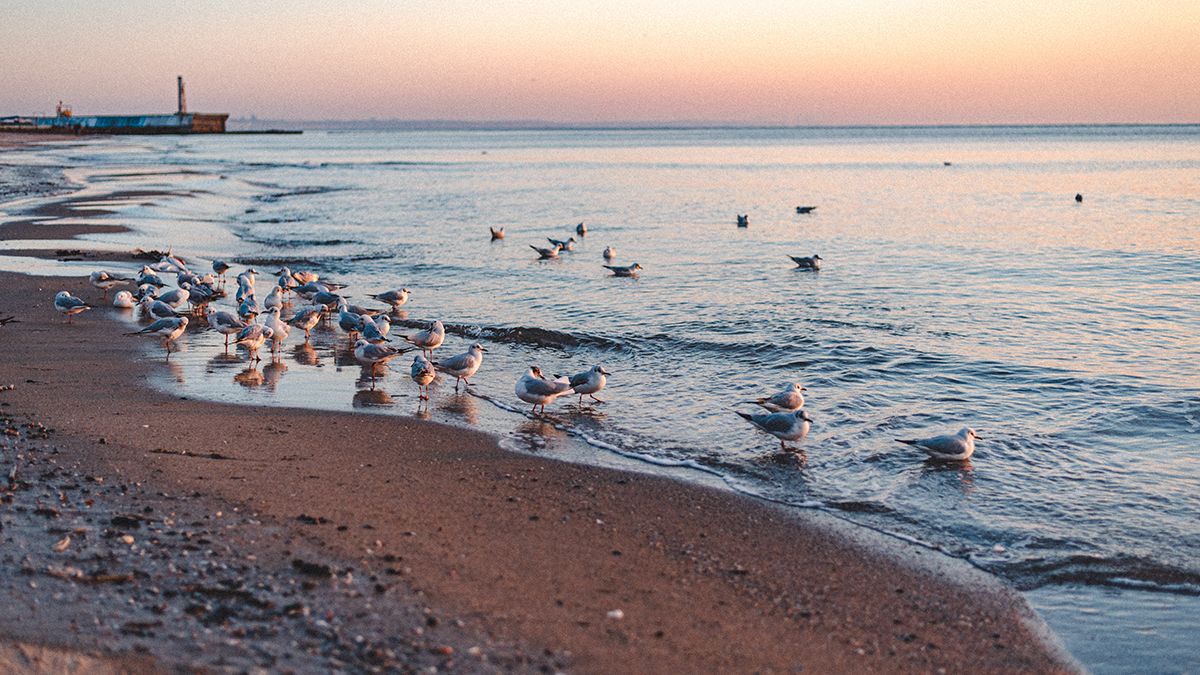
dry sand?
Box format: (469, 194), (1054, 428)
(0, 160), (1081, 672)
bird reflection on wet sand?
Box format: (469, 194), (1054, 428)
(353, 388), (394, 408)
(234, 366), (264, 388)
(439, 393), (478, 425)
(292, 343), (320, 366)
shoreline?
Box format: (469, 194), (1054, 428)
(0, 154), (1080, 671)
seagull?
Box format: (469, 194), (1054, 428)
(292, 269), (320, 285)
(490, 227), (505, 240)
(433, 343), (486, 391)
(337, 302), (365, 338)
(234, 323), (273, 363)
(142, 298), (186, 320)
(371, 313), (392, 338)
(747, 383), (806, 412)
(736, 214), (749, 227)
(530, 243), (562, 259)
(410, 354), (437, 400)
(136, 267), (165, 288)
(285, 306), (323, 341)
(212, 259), (232, 279)
(134, 284), (159, 300)
(112, 290), (135, 309)
(276, 267), (299, 294)
(896, 427), (980, 462)
(353, 339), (408, 379)
(576, 222), (587, 236)
(547, 236), (575, 252)
(262, 307), (291, 353)
(310, 291), (342, 311)
(515, 366), (575, 414)
(238, 296), (260, 323)
(127, 316), (189, 361)
(236, 268), (259, 289)
(562, 365), (609, 404)
(795, 206), (817, 214)
(361, 318), (390, 344)
(54, 291), (91, 322)
(206, 307), (246, 348)
(603, 262), (642, 277)
(158, 287), (190, 310)
(603, 246), (616, 261)
(737, 409), (813, 450)
(89, 271), (131, 298)
(368, 288), (409, 310)
(403, 320), (445, 357)
(263, 286), (284, 312)
(789, 254), (822, 270)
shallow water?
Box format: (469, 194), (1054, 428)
(4, 126), (1199, 672)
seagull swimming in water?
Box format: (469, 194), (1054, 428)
(433, 343), (486, 391)
(789, 254), (822, 271)
(515, 365), (575, 415)
(603, 262), (642, 277)
(54, 291), (91, 322)
(896, 427), (980, 462)
(547, 236), (576, 252)
(530, 243), (562, 259)
(747, 383), (806, 412)
(603, 246), (616, 261)
(575, 222), (587, 236)
(737, 409), (813, 450)
(490, 227), (505, 240)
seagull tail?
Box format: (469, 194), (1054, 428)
(894, 438), (917, 445)
(735, 412), (754, 422)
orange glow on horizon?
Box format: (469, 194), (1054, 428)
(0, 0), (1196, 124)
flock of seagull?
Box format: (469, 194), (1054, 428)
(49, 219), (978, 462)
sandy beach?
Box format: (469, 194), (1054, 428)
(0, 134), (1079, 674)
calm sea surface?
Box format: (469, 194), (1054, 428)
(4, 126), (1198, 672)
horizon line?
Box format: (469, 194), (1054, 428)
(227, 118), (1200, 131)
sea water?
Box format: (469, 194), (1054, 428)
(3, 126), (1198, 672)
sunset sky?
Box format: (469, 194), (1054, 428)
(1, 0), (1196, 124)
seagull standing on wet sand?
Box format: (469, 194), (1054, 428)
(112, 290), (135, 309)
(354, 339), (408, 380)
(234, 323), (273, 364)
(89, 271), (131, 299)
(434, 343), (486, 391)
(410, 354), (437, 400)
(515, 366), (575, 414)
(896, 427), (980, 461)
(54, 291), (91, 322)
(127, 316), (189, 361)
(737, 409), (813, 450)
(285, 306), (323, 341)
(206, 307), (247, 348)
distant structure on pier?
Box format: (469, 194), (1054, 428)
(0, 77), (229, 134)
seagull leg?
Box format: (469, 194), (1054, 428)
(590, 395), (605, 404)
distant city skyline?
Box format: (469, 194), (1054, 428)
(1, 0), (1196, 125)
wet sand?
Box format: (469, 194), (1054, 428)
(0, 264), (1079, 673)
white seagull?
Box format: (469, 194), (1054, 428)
(603, 246), (616, 261)
(403, 320), (445, 357)
(112, 290), (135, 309)
(562, 365), (609, 404)
(410, 354), (437, 400)
(368, 288), (410, 310)
(354, 339), (408, 379)
(54, 291), (91, 322)
(434, 343), (486, 391)
(127, 316), (189, 361)
(286, 306), (323, 341)
(234, 323), (273, 363)
(737, 409), (813, 450)
(748, 383), (807, 412)
(896, 427), (980, 462)
(206, 307), (247, 348)
(515, 366), (575, 414)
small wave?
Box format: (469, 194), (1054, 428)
(254, 185), (348, 202)
(998, 554), (1200, 595)
(391, 320), (628, 353)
